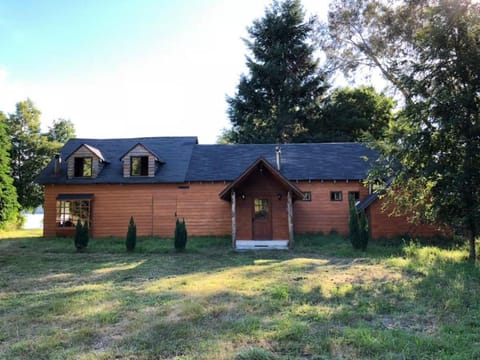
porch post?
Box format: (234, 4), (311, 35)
(287, 190), (294, 249)
(231, 190), (236, 249)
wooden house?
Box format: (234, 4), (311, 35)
(36, 137), (443, 249)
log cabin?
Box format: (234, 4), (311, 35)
(36, 136), (443, 249)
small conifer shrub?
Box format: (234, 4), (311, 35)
(126, 216), (137, 252)
(74, 220), (89, 251)
(174, 218), (188, 251)
(349, 197), (362, 250)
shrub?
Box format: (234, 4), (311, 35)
(349, 197), (369, 251)
(74, 220), (89, 251)
(349, 197), (361, 250)
(174, 218), (188, 251)
(126, 216), (137, 252)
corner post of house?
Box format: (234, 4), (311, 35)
(231, 190), (236, 249)
(287, 190), (294, 249)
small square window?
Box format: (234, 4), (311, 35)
(330, 191), (343, 201)
(131, 156), (149, 176)
(302, 192), (312, 201)
(349, 191), (360, 201)
(74, 157), (92, 177)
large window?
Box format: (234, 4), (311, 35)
(74, 157), (92, 177)
(131, 156), (149, 176)
(56, 199), (91, 228)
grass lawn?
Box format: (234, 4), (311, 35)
(1, 230), (479, 359)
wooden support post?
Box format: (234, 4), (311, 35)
(287, 190), (294, 249)
(231, 190), (236, 249)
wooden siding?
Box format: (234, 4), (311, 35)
(44, 183), (231, 238)
(67, 146), (103, 178)
(367, 200), (448, 239)
(294, 180), (369, 236)
(43, 180), (445, 240)
(121, 144), (157, 177)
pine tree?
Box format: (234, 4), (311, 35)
(0, 112), (19, 228)
(226, 0), (327, 143)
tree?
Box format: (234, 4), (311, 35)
(226, 0), (328, 143)
(357, 0), (480, 260)
(6, 99), (52, 210)
(47, 118), (76, 144)
(322, 0), (421, 100)
(315, 86), (394, 142)
(126, 216), (137, 252)
(0, 112), (19, 227)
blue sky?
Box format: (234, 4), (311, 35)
(0, 0), (329, 143)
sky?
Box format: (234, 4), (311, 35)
(0, 0), (331, 144)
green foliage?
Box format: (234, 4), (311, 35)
(0, 112), (19, 228)
(349, 197), (369, 251)
(174, 218), (188, 251)
(349, 197), (361, 250)
(226, 0), (327, 143)
(126, 216), (137, 252)
(6, 99), (51, 210)
(318, 86), (395, 142)
(46, 118), (76, 153)
(74, 220), (89, 251)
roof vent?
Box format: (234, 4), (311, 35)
(275, 146), (281, 171)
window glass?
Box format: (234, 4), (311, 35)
(254, 199), (269, 219)
(330, 191), (343, 201)
(131, 156), (149, 176)
(349, 191), (360, 201)
(74, 157), (92, 177)
(302, 192), (312, 201)
(56, 200), (90, 227)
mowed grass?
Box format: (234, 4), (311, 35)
(0, 231), (479, 359)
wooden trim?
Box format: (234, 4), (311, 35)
(231, 190), (236, 248)
(219, 157), (304, 201)
(287, 190), (294, 248)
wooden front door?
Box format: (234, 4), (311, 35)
(253, 198), (272, 240)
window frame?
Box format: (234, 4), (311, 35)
(74, 157), (93, 178)
(330, 191), (343, 201)
(302, 191), (312, 201)
(56, 199), (92, 228)
(130, 156), (149, 176)
(348, 191), (360, 201)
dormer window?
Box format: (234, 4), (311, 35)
(74, 157), (93, 177)
(131, 156), (149, 176)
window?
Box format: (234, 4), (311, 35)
(330, 191), (343, 201)
(56, 199), (91, 228)
(74, 157), (92, 177)
(302, 192), (312, 201)
(349, 191), (360, 201)
(254, 199), (270, 219)
(131, 156), (149, 176)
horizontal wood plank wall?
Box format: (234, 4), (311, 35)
(294, 181), (368, 236)
(67, 146), (102, 178)
(367, 200), (448, 239)
(44, 183), (231, 238)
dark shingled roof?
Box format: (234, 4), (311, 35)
(185, 143), (377, 182)
(36, 137), (198, 184)
(36, 138), (378, 185)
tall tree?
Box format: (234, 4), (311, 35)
(7, 99), (51, 210)
(315, 86), (395, 142)
(47, 118), (76, 144)
(351, 0), (480, 260)
(0, 111), (19, 227)
(226, 0), (328, 143)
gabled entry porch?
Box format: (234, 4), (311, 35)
(219, 158), (303, 250)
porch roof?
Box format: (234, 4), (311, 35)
(219, 157), (304, 201)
